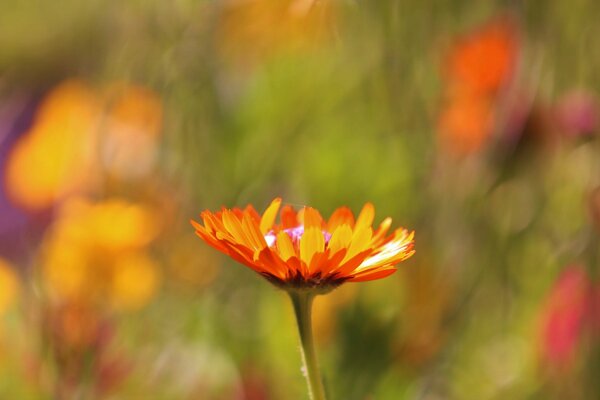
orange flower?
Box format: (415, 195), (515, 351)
(191, 198), (414, 292)
(444, 16), (519, 95)
(437, 93), (494, 156)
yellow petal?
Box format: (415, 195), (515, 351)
(342, 227), (373, 263)
(222, 210), (248, 244)
(328, 224), (352, 254)
(242, 213), (267, 250)
(355, 202), (375, 232)
(300, 227), (325, 267)
(260, 197), (282, 234)
(276, 231), (297, 260)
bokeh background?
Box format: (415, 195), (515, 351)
(1, 0), (600, 399)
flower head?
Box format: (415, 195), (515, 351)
(191, 198), (414, 292)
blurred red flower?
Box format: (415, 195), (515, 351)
(540, 266), (592, 369)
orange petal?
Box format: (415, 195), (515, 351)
(280, 205), (298, 229)
(220, 241), (265, 272)
(256, 248), (287, 279)
(348, 267), (397, 282)
(313, 248), (345, 276)
(244, 204), (261, 221)
(327, 206), (355, 232)
(202, 211), (226, 235)
(335, 249), (374, 276)
(194, 229), (228, 253)
(232, 208), (244, 218)
(284, 256), (304, 280)
(308, 249), (330, 276)
(303, 207), (324, 229)
(260, 197), (282, 234)
(190, 218), (204, 232)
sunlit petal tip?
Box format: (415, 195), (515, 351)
(355, 202), (375, 231)
(348, 268), (397, 282)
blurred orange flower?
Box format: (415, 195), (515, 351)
(42, 197), (161, 311)
(438, 15), (520, 157)
(191, 198), (414, 292)
(4, 80), (101, 210)
(217, 0), (334, 65)
(438, 93), (494, 155)
(3, 80), (165, 212)
(444, 16), (519, 95)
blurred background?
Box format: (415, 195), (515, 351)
(1, 0), (600, 399)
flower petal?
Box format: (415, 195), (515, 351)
(222, 210), (250, 245)
(342, 227), (373, 263)
(327, 206), (355, 232)
(300, 226), (325, 268)
(303, 207), (324, 229)
(280, 205), (298, 229)
(260, 197), (282, 234)
(355, 202), (375, 232)
(359, 230), (414, 270)
(371, 217), (392, 245)
(242, 213), (267, 250)
(348, 267), (397, 282)
(276, 230), (297, 261)
(328, 224), (352, 254)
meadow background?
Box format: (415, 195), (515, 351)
(1, 0), (600, 399)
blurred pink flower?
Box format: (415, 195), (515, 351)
(555, 90), (599, 138)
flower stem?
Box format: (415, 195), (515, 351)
(289, 290), (327, 400)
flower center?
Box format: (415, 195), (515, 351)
(264, 226), (332, 247)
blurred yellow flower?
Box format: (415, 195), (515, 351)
(4, 80), (101, 210)
(0, 258), (20, 315)
(42, 198), (161, 311)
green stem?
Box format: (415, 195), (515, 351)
(289, 290), (327, 400)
